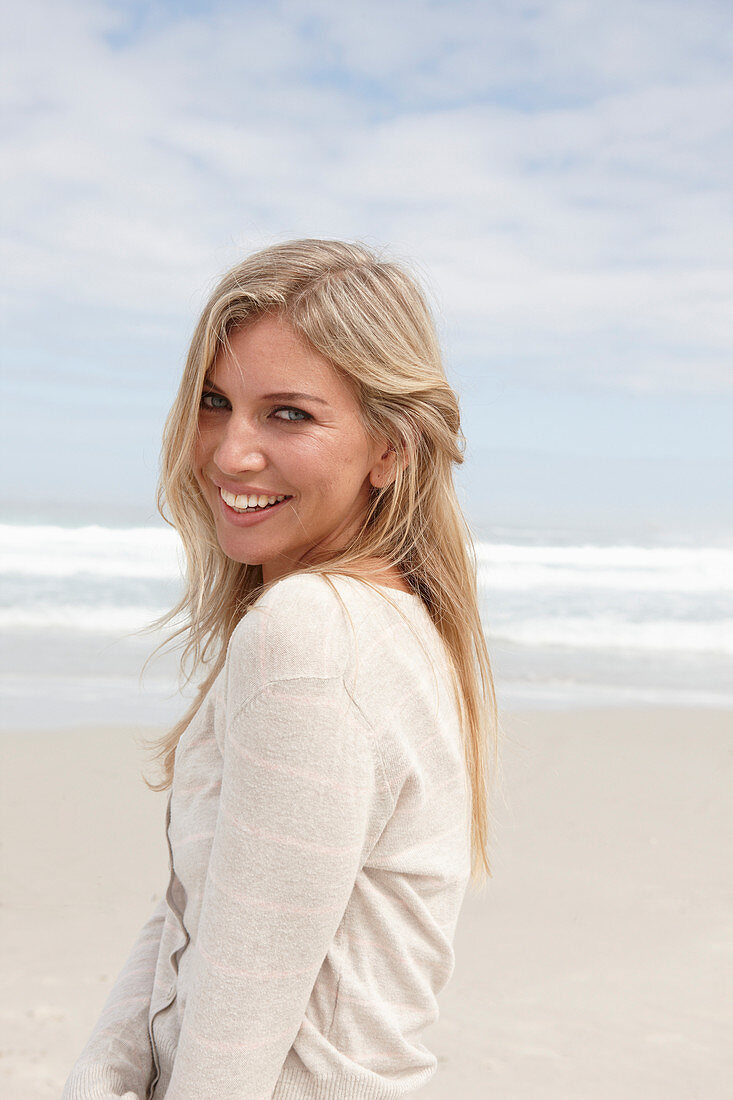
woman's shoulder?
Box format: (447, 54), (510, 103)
(224, 571), (441, 705)
(221, 571), (457, 751)
(225, 572), (431, 681)
(225, 572), (376, 690)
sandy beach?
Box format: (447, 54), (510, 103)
(1, 707), (731, 1099)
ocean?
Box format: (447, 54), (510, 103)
(1, 521), (732, 731)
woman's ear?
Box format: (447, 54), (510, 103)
(369, 442), (404, 489)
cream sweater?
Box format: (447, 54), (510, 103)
(62, 572), (472, 1099)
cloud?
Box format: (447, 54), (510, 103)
(1, 0), (732, 397)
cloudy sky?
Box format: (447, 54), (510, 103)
(2, 0), (731, 539)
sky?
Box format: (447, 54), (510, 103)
(2, 0), (732, 541)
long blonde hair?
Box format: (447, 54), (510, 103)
(138, 238), (501, 886)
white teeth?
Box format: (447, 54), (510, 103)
(220, 488), (287, 511)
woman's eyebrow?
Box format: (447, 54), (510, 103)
(263, 390), (330, 405)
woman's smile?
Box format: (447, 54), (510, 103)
(193, 313), (390, 584)
(218, 484), (292, 511)
(218, 487), (293, 523)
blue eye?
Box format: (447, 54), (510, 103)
(199, 393), (311, 422)
(200, 391), (229, 411)
(272, 407), (311, 422)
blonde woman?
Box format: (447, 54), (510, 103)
(63, 239), (500, 1099)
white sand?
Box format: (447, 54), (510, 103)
(1, 708), (731, 1099)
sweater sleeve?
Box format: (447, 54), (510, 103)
(62, 896), (166, 1100)
(164, 673), (391, 1099)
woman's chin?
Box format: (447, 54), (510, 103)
(210, 526), (260, 566)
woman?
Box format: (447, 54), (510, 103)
(63, 238), (500, 1099)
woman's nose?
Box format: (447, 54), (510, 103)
(213, 415), (267, 475)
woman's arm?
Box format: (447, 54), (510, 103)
(164, 673), (391, 1099)
(62, 895), (167, 1100)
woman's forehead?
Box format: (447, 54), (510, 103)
(208, 318), (355, 403)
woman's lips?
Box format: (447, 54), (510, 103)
(217, 491), (293, 526)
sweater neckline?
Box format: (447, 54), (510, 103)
(334, 574), (424, 607)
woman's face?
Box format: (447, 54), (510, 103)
(193, 313), (391, 584)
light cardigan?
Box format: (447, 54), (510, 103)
(63, 572), (473, 1099)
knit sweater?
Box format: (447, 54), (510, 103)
(62, 572), (473, 1099)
